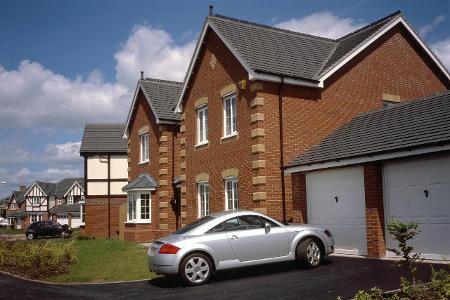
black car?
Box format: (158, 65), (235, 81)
(25, 221), (72, 240)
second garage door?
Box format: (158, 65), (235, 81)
(306, 166), (367, 255)
(384, 155), (450, 260)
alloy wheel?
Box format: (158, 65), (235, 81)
(184, 256), (210, 283)
(306, 241), (321, 266)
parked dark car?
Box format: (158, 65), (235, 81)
(25, 221), (72, 240)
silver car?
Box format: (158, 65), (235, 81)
(148, 210), (335, 285)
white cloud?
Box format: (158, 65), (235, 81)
(0, 167), (81, 189)
(0, 144), (33, 164)
(275, 11), (366, 39)
(44, 142), (82, 163)
(114, 25), (196, 88)
(431, 37), (450, 69)
(419, 15), (446, 37)
(0, 61), (130, 128)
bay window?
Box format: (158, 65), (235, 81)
(198, 182), (210, 217)
(225, 178), (239, 210)
(197, 105), (208, 145)
(223, 94), (237, 137)
(139, 132), (149, 163)
(127, 192), (151, 223)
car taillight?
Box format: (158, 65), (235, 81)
(324, 229), (333, 237)
(159, 243), (180, 254)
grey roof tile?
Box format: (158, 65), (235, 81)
(122, 173), (158, 192)
(288, 90), (450, 167)
(54, 178), (84, 196)
(49, 204), (81, 216)
(139, 78), (182, 122)
(80, 123), (127, 154)
(36, 182), (57, 195)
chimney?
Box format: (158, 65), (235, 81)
(19, 185), (26, 192)
(209, 5), (214, 16)
(140, 71), (144, 80)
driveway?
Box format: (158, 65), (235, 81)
(0, 256), (444, 300)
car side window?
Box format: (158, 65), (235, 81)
(260, 216), (280, 227)
(207, 217), (240, 233)
(238, 215), (264, 229)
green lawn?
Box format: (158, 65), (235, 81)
(47, 239), (157, 283)
(0, 227), (24, 234)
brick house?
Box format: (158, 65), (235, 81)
(120, 10), (449, 252)
(122, 78), (182, 242)
(80, 124), (128, 239)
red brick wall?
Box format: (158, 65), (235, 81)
(260, 24), (448, 222)
(85, 197), (127, 238)
(364, 163), (386, 258)
(180, 29), (258, 225)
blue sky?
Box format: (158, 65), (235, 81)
(0, 0), (449, 198)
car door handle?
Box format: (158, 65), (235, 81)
(230, 235), (238, 240)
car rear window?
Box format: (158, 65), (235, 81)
(173, 216), (214, 235)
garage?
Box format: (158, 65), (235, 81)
(384, 155), (450, 260)
(306, 166), (367, 255)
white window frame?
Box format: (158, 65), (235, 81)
(127, 192), (151, 223)
(31, 214), (42, 223)
(139, 132), (149, 164)
(196, 105), (208, 145)
(67, 195), (74, 205)
(223, 94), (237, 138)
(80, 203), (85, 224)
(32, 197), (40, 207)
(224, 177), (239, 210)
(197, 182), (210, 218)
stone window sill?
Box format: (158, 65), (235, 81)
(221, 133), (239, 144)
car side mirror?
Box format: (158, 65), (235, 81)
(264, 222), (271, 234)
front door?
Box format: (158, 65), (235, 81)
(225, 215), (289, 262)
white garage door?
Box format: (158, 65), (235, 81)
(306, 166), (367, 255)
(384, 155), (450, 260)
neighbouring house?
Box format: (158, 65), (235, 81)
(285, 90), (450, 260)
(122, 78), (182, 242)
(110, 9), (450, 254)
(48, 178), (85, 228)
(80, 124), (128, 239)
(5, 179), (85, 229)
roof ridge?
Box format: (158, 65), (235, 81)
(140, 77), (183, 86)
(210, 14), (337, 43)
(337, 10), (401, 41)
(357, 90), (450, 118)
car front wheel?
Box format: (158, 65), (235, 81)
(26, 233), (36, 240)
(296, 238), (322, 268)
(179, 253), (213, 286)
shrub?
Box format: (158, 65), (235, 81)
(0, 240), (77, 279)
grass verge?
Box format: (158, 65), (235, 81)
(47, 239), (157, 283)
(0, 227), (24, 235)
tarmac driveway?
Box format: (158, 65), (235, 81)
(0, 256), (445, 300)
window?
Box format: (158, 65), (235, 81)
(127, 192), (151, 223)
(11, 203), (17, 210)
(139, 132), (149, 163)
(31, 214), (42, 223)
(32, 197), (40, 206)
(223, 94), (237, 137)
(196, 106), (208, 145)
(173, 216), (214, 235)
(67, 196), (73, 205)
(208, 215), (269, 233)
(225, 178), (238, 210)
(81, 204), (85, 223)
(56, 197), (62, 205)
(198, 182), (210, 217)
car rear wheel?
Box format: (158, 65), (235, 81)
(26, 233), (35, 240)
(179, 253), (213, 286)
(296, 238), (322, 268)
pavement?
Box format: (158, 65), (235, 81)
(0, 256), (446, 300)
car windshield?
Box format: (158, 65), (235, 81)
(173, 216), (214, 235)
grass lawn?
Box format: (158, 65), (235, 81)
(0, 227), (24, 234)
(47, 239), (157, 283)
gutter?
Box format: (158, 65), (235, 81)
(278, 77), (287, 223)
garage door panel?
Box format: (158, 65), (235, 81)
(384, 155), (450, 260)
(307, 166), (367, 255)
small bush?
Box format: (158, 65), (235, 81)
(0, 240), (77, 279)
